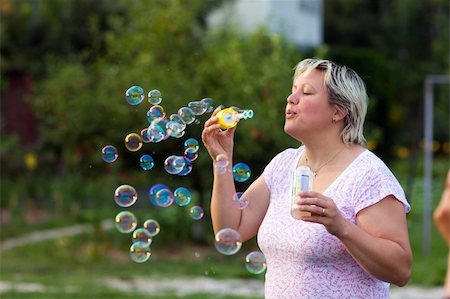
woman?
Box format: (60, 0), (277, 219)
(202, 58), (412, 298)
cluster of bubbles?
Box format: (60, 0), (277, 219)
(101, 85), (265, 273)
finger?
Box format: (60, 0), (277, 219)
(211, 106), (223, 117)
(298, 197), (327, 208)
(202, 124), (222, 137)
(298, 203), (323, 216)
(204, 116), (219, 128)
(225, 125), (237, 136)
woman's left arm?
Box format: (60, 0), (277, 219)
(298, 193), (412, 286)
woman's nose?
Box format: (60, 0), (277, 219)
(286, 92), (299, 105)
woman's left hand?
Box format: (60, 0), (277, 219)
(297, 191), (348, 237)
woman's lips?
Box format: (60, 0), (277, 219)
(285, 109), (297, 119)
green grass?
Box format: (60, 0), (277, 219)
(0, 230), (264, 298)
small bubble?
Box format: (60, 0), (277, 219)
(114, 185), (138, 207)
(115, 211), (138, 234)
(101, 145), (118, 163)
(190, 206), (204, 220)
(148, 89), (162, 105)
(130, 241), (151, 263)
(124, 133), (143, 152)
(245, 251), (267, 274)
(232, 162), (251, 182)
(125, 85), (145, 105)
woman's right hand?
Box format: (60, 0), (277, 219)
(201, 107), (237, 161)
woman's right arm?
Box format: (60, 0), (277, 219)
(202, 108), (270, 242)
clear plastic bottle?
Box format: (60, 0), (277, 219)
(291, 165), (314, 219)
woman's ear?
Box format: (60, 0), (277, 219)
(332, 107), (347, 123)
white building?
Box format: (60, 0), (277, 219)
(207, 0), (323, 48)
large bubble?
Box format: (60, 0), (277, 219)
(214, 228), (242, 255)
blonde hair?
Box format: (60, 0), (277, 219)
(294, 58), (368, 147)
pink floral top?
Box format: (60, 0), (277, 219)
(258, 146), (410, 299)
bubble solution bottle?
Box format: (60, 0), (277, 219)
(290, 165), (314, 219)
(216, 107), (253, 129)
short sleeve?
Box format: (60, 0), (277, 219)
(353, 153), (410, 214)
(263, 148), (300, 193)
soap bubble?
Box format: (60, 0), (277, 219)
(101, 145), (118, 163)
(177, 157), (192, 176)
(188, 101), (207, 115)
(125, 85), (145, 105)
(214, 154), (229, 175)
(184, 138), (199, 154)
(232, 162), (251, 182)
(140, 128), (152, 143)
(115, 211), (138, 234)
(148, 89), (162, 105)
(232, 192), (249, 209)
(147, 119), (170, 143)
(201, 98), (213, 111)
(184, 150), (198, 162)
(147, 105), (166, 122)
(130, 241), (151, 263)
(214, 228), (242, 255)
(245, 251), (267, 274)
(149, 184), (169, 207)
(143, 219), (160, 237)
(154, 188), (174, 207)
(140, 154), (154, 171)
(114, 184), (138, 207)
(132, 228), (152, 247)
(164, 155), (186, 174)
(124, 133), (143, 152)
(178, 107), (196, 125)
(167, 114), (186, 135)
(190, 206), (204, 220)
(174, 187), (192, 207)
